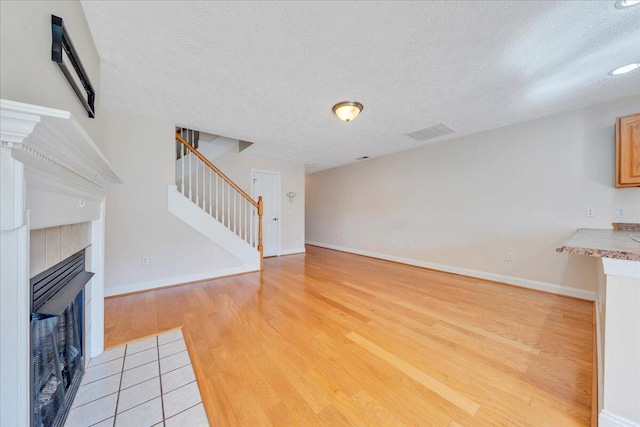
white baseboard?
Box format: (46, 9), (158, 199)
(105, 266), (255, 297)
(600, 410), (640, 427)
(279, 248), (306, 256)
(306, 241), (597, 301)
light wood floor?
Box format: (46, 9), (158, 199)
(105, 245), (593, 426)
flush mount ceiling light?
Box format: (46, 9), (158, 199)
(609, 63), (640, 75)
(615, 0), (640, 8)
(332, 101), (363, 122)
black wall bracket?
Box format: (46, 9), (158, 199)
(51, 15), (96, 118)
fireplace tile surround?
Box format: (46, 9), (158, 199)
(31, 223), (91, 278)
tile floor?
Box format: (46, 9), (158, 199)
(64, 329), (209, 427)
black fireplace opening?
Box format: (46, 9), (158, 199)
(31, 249), (94, 427)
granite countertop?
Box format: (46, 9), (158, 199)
(556, 224), (640, 262)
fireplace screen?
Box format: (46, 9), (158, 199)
(31, 249), (93, 427)
(32, 297), (83, 427)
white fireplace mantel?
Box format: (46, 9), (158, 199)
(0, 99), (121, 426)
(1, 99), (121, 200)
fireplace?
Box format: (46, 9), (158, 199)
(31, 250), (93, 427)
(1, 100), (120, 426)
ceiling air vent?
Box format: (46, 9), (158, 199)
(405, 123), (455, 141)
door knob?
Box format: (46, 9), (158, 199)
(273, 218), (278, 221)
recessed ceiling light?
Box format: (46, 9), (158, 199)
(332, 101), (363, 122)
(608, 63), (640, 75)
(615, 0), (640, 8)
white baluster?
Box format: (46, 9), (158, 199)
(236, 196), (243, 237)
(222, 181), (226, 226)
(202, 167), (205, 212)
(250, 204), (253, 247)
(215, 174), (219, 220)
(241, 198), (245, 242)
(196, 157), (199, 206)
(202, 162), (206, 210)
(209, 168), (212, 215)
(181, 140), (185, 195)
(201, 160), (205, 210)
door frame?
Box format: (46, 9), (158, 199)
(251, 168), (281, 257)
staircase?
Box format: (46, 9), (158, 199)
(169, 128), (263, 271)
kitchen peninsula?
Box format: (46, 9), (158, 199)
(558, 224), (640, 427)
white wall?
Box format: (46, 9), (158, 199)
(306, 95), (640, 294)
(0, 0), (102, 144)
(98, 107), (243, 296)
(215, 148), (306, 254)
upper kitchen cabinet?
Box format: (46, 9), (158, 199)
(616, 112), (640, 188)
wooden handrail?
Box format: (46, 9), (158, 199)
(176, 132), (258, 208)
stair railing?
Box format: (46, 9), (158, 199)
(175, 131), (264, 270)
(176, 128), (199, 159)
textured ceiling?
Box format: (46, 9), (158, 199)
(81, 1), (640, 173)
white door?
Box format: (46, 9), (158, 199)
(252, 170), (280, 257)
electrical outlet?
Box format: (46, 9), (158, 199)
(506, 252), (514, 261)
(585, 208), (595, 217)
(142, 257), (149, 266)
(391, 240), (396, 247)
(616, 208), (626, 218)
(408, 242), (413, 249)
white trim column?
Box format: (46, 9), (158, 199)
(88, 201), (106, 358)
(599, 258), (640, 427)
(0, 146), (30, 427)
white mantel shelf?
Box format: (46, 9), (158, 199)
(1, 99), (122, 200)
(0, 99), (121, 427)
